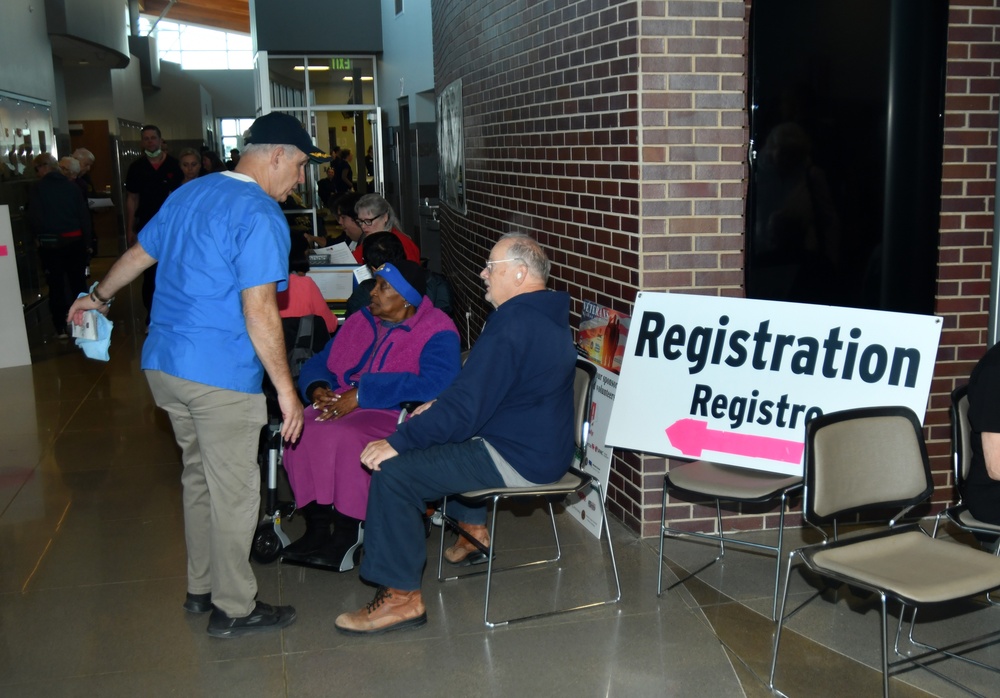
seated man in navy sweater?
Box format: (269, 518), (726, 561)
(336, 232), (577, 635)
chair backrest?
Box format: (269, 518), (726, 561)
(804, 405), (933, 522)
(951, 383), (972, 487)
(263, 314), (332, 414)
(573, 358), (598, 452)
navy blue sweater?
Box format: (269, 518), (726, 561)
(388, 290), (577, 484)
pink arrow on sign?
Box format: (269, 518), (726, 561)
(665, 418), (804, 464)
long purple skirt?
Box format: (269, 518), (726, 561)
(281, 406), (399, 520)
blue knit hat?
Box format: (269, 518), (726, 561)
(375, 261), (426, 306)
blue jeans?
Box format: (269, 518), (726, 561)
(359, 438), (505, 591)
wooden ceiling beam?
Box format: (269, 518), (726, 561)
(141, 0), (250, 34)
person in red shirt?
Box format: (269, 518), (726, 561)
(277, 232), (339, 334)
(352, 193), (421, 265)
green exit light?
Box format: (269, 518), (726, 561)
(332, 58), (352, 70)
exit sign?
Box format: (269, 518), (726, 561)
(332, 58), (352, 70)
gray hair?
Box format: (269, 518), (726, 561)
(500, 232), (551, 283)
(58, 156), (81, 176)
(71, 148), (95, 163)
(241, 142), (299, 160)
(356, 193), (401, 230)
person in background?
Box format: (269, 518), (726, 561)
(71, 148), (96, 196)
(364, 145), (375, 187)
(29, 153), (92, 338)
(281, 261), (461, 571)
(67, 112), (329, 639)
(278, 231), (339, 335)
(333, 148), (354, 196)
(71, 147), (98, 256)
(336, 233), (575, 635)
(317, 164), (338, 210)
(227, 148), (241, 170)
(344, 232), (405, 318)
(353, 193), (421, 264)
(201, 151), (228, 175)
(57, 156), (81, 180)
(321, 192), (364, 250)
(124, 124), (183, 327)
(178, 148), (203, 185)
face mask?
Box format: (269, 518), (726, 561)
(144, 148), (162, 159)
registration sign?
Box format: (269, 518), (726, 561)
(606, 293), (943, 476)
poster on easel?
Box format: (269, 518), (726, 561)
(567, 301), (629, 539)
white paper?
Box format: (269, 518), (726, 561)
(313, 241), (356, 265)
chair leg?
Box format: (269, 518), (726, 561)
(715, 499), (726, 561)
(546, 499), (562, 563)
(771, 491), (788, 621)
(769, 549), (800, 690)
(596, 481), (622, 606)
(437, 496), (448, 581)
(879, 593), (890, 698)
(483, 495), (500, 627)
(657, 476), (669, 596)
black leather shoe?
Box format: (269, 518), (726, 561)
(206, 601), (296, 638)
(183, 592), (212, 614)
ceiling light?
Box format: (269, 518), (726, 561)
(293, 65), (330, 71)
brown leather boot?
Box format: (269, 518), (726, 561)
(335, 586), (426, 635)
(444, 522), (491, 566)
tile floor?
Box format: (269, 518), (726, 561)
(2, 276), (999, 697)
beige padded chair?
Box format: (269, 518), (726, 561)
(657, 461), (802, 620)
(931, 384), (1000, 548)
(436, 358), (621, 628)
(769, 406), (1000, 698)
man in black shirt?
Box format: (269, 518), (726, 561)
(125, 124), (183, 326)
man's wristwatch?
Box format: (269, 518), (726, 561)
(90, 284), (114, 306)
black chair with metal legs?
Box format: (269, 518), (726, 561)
(657, 461), (802, 621)
(436, 358), (622, 628)
(769, 406), (1000, 698)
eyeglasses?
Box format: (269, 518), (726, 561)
(483, 258), (521, 274)
(356, 214), (385, 227)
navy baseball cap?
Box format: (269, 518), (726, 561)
(243, 112), (331, 163)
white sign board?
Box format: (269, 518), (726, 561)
(566, 362), (617, 539)
(0, 206), (31, 368)
(607, 293), (942, 476)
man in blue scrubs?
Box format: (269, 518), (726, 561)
(68, 113), (329, 638)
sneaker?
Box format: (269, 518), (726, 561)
(183, 592), (212, 614)
(335, 586), (426, 636)
(206, 601), (296, 638)
(444, 522), (491, 566)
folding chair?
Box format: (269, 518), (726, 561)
(769, 406), (1000, 698)
(436, 358), (621, 627)
(931, 384), (1000, 549)
(657, 461), (802, 621)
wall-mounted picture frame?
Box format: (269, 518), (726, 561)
(437, 78), (465, 214)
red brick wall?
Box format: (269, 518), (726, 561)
(432, 0), (1000, 536)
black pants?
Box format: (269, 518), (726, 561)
(39, 241), (88, 333)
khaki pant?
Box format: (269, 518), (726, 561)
(146, 370), (266, 617)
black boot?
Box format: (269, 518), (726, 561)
(326, 510), (364, 572)
(281, 502), (332, 556)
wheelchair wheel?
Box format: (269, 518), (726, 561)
(251, 523), (283, 564)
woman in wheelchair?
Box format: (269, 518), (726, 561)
(281, 261), (461, 570)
